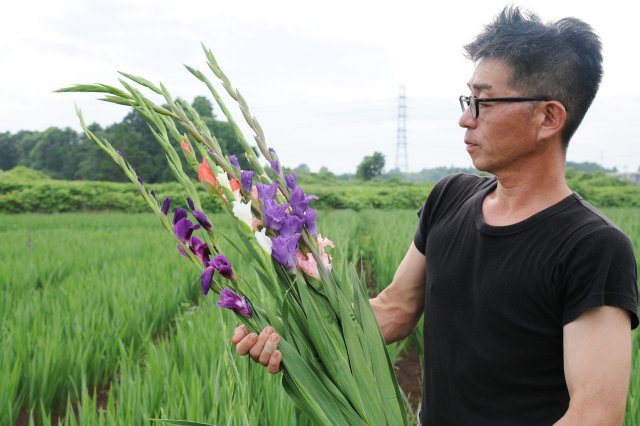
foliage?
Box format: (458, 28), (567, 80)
(356, 151), (385, 180)
(0, 98), (244, 183)
(3, 169), (640, 213)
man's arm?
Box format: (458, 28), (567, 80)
(554, 306), (632, 426)
(370, 242), (426, 344)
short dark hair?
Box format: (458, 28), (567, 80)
(464, 6), (603, 148)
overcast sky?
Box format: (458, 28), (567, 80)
(1, 0), (638, 174)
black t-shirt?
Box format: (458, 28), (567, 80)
(414, 173), (638, 426)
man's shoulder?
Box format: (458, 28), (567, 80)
(432, 172), (494, 199)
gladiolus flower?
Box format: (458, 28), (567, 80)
(255, 228), (272, 254)
(189, 236), (211, 265)
(177, 243), (188, 257)
(263, 199), (289, 232)
(290, 187), (318, 218)
(187, 197), (195, 211)
(173, 208), (187, 225)
(174, 217), (200, 245)
(317, 234), (335, 252)
(304, 208), (317, 235)
(200, 265), (215, 295)
(296, 251), (320, 279)
(241, 170), (254, 192)
(211, 254), (235, 281)
(180, 140), (192, 152)
(285, 173), (297, 190)
(216, 169), (231, 191)
(193, 210), (213, 231)
(198, 159), (218, 186)
(230, 179), (241, 192)
(257, 183), (278, 201)
(161, 197), (171, 215)
(217, 287), (252, 318)
(232, 200), (253, 228)
(271, 233), (300, 271)
(229, 155), (241, 169)
(280, 214), (304, 237)
(150, 190), (157, 200)
(268, 147), (280, 174)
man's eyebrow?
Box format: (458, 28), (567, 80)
(467, 82), (492, 91)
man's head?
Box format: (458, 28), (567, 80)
(464, 6), (603, 148)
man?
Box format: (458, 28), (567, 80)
(233, 6), (639, 425)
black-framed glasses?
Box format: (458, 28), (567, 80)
(459, 95), (551, 119)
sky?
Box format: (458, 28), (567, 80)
(1, 0), (638, 174)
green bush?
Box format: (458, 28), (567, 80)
(1, 170), (638, 213)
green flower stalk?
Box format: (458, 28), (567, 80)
(58, 45), (409, 426)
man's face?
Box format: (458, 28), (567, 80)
(459, 59), (541, 174)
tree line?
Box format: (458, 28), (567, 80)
(0, 97), (246, 183)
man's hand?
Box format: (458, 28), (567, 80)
(232, 325), (282, 374)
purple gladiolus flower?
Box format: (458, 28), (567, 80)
(173, 208), (187, 225)
(161, 197), (171, 215)
(285, 173), (297, 190)
(177, 243), (188, 257)
(304, 208), (317, 235)
(271, 233), (300, 270)
(211, 254), (235, 281)
(289, 187), (319, 218)
(217, 287), (252, 318)
(201, 265), (215, 295)
(280, 214), (304, 237)
(190, 236), (211, 265)
(240, 170), (254, 192)
(229, 155), (241, 169)
(174, 217), (199, 245)
(193, 210), (212, 231)
(150, 190), (157, 200)
(187, 197), (195, 211)
(257, 183), (278, 201)
(137, 175), (144, 185)
(117, 150), (125, 158)
(268, 147), (280, 174)
(263, 199), (289, 232)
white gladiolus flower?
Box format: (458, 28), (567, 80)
(255, 228), (272, 255)
(232, 200), (253, 228)
(216, 167), (231, 191)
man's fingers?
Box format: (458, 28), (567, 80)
(248, 326), (274, 360)
(231, 325), (250, 344)
(267, 350), (282, 374)
(235, 331), (258, 356)
(259, 332), (280, 365)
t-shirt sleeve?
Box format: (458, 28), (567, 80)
(413, 178), (449, 254)
(560, 226), (639, 329)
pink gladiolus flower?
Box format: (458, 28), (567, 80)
(296, 251), (332, 280)
(296, 250), (320, 279)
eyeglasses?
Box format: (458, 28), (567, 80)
(459, 95), (551, 119)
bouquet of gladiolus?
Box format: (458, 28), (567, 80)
(57, 45), (408, 426)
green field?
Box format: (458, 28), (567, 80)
(0, 209), (638, 425)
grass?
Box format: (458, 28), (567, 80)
(1, 208), (638, 425)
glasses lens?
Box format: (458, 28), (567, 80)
(460, 96), (471, 114)
(470, 96), (477, 118)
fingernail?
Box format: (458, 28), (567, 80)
(269, 334), (279, 343)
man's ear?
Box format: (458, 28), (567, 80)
(538, 100), (567, 141)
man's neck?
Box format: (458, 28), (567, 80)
(482, 162), (572, 226)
